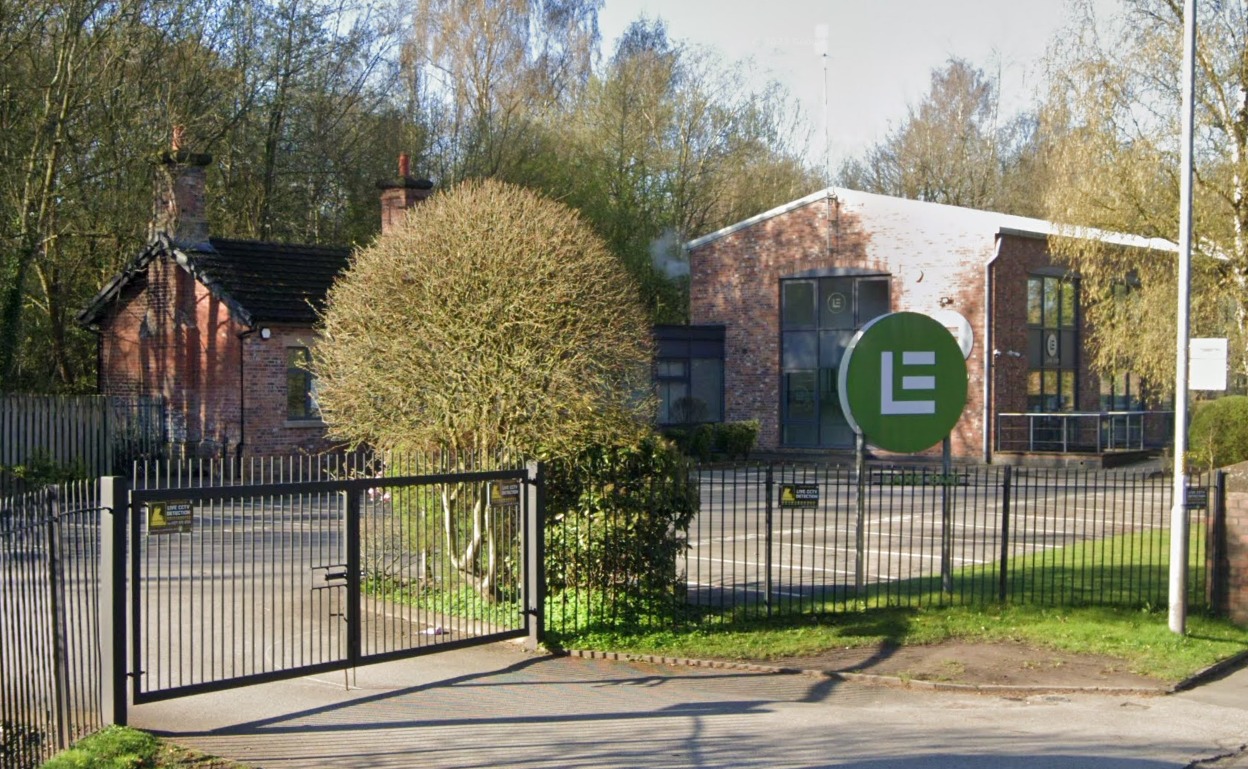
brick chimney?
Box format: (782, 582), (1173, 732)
(151, 126), (212, 248)
(377, 153), (434, 235)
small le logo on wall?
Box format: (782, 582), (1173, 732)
(837, 312), (969, 454)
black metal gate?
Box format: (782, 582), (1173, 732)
(125, 462), (542, 706)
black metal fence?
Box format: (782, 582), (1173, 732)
(0, 395), (166, 497)
(127, 454), (537, 705)
(548, 462), (1218, 634)
(0, 454), (1225, 766)
(1, 481), (106, 769)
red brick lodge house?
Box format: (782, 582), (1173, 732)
(78, 145), (431, 460)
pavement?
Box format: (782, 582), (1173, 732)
(129, 642), (1248, 769)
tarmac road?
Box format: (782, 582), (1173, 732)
(132, 641), (1248, 769)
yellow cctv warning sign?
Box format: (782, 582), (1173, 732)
(147, 500), (193, 535)
(779, 484), (819, 508)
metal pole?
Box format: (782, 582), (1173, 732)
(764, 464), (774, 617)
(99, 476), (128, 726)
(998, 466), (1012, 603)
(941, 437), (952, 595)
(854, 433), (866, 596)
(345, 489), (361, 666)
(45, 488), (69, 751)
(524, 461), (545, 650)
(1170, 0), (1197, 635)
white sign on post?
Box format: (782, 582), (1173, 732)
(1189, 338), (1228, 391)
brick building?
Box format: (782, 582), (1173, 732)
(78, 143), (431, 459)
(685, 187), (1175, 463)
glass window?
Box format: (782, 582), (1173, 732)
(784, 371), (817, 421)
(858, 279), (890, 325)
(659, 382), (693, 423)
(782, 280), (816, 328)
(1026, 274), (1079, 413)
(656, 360), (686, 378)
(780, 275), (891, 447)
(1027, 279), (1043, 325)
(782, 331), (818, 370)
(691, 358), (723, 423)
(286, 347), (319, 420)
(1059, 281), (1076, 328)
(819, 277), (854, 329)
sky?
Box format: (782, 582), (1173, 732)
(597, 0), (1116, 174)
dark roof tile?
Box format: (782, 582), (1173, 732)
(79, 235), (353, 328)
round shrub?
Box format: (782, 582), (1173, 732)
(314, 178), (654, 460)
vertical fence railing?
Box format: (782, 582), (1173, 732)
(1, 480), (104, 769)
(0, 395), (166, 497)
(126, 452), (533, 706)
(541, 461), (1223, 636)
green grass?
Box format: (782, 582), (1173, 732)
(547, 520), (1244, 683)
(37, 725), (253, 769)
(558, 603), (1248, 682)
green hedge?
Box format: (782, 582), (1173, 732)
(544, 434), (698, 633)
(662, 420), (758, 462)
(1187, 395), (1248, 470)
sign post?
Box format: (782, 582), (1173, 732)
(837, 312), (968, 455)
(838, 312), (969, 595)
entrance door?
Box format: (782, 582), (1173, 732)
(781, 276), (889, 448)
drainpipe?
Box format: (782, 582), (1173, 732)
(236, 326), (258, 468)
(982, 236), (1004, 464)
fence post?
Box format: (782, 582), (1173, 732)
(764, 463), (774, 617)
(940, 437), (952, 595)
(855, 434), (866, 597)
(45, 487), (70, 751)
(345, 487), (361, 668)
(525, 460), (546, 649)
(998, 466), (1012, 603)
(99, 476), (128, 726)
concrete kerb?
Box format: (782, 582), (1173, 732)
(559, 646), (1248, 699)
(1171, 648), (1248, 693)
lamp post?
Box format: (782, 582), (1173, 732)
(1169, 0), (1197, 636)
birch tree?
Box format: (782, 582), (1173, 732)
(1041, 0), (1248, 395)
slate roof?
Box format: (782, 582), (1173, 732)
(79, 234), (353, 328)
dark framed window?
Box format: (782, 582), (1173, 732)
(654, 326), (724, 425)
(1100, 371), (1142, 411)
(286, 346), (320, 421)
(780, 275), (890, 447)
(1026, 274), (1078, 412)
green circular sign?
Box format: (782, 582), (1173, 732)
(837, 311), (968, 453)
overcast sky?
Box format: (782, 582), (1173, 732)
(597, 0), (1118, 174)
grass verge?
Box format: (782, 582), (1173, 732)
(558, 603), (1248, 683)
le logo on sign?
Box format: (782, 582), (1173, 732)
(837, 312), (968, 454)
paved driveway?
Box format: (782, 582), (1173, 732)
(131, 642), (1248, 769)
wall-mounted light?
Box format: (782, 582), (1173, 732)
(938, 296), (955, 308)
(993, 348), (1023, 359)
(260, 327), (272, 340)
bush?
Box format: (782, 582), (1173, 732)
(1187, 395), (1248, 470)
(662, 421), (758, 462)
(686, 424), (715, 462)
(39, 725), (158, 769)
(714, 420), (759, 461)
(544, 434), (697, 633)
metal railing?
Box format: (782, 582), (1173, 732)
(550, 461), (1217, 634)
(0, 395), (166, 496)
(1, 481), (106, 769)
(996, 411), (1175, 454)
